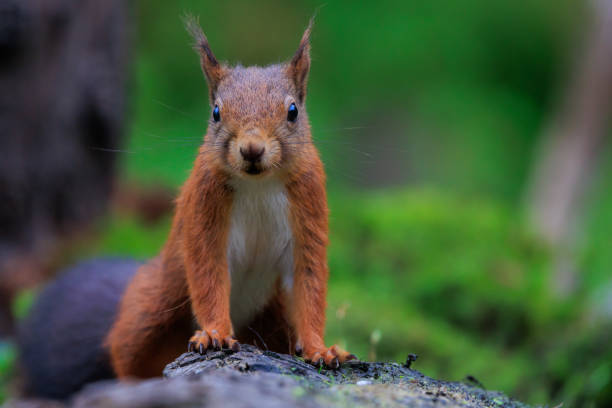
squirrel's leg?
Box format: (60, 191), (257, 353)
(182, 169), (237, 353)
(107, 257), (192, 378)
(286, 167), (357, 368)
(185, 254), (238, 354)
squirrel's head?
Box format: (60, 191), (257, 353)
(185, 16), (313, 179)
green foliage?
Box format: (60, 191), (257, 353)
(327, 190), (552, 340)
(11, 290), (35, 321)
(123, 0), (585, 199)
(0, 341), (16, 404)
(91, 214), (173, 258)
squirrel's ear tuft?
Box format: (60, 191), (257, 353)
(287, 18), (313, 103)
(184, 14), (227, 100)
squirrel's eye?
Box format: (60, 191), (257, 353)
(287, 103), (298, 122)
(213, 105), (220, 122)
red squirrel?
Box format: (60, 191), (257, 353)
(19, 19), (355, 398)
(18, 17), (354, 399)
(104, 17), (355, 378)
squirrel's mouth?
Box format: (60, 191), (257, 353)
(244, 164), (263, 175)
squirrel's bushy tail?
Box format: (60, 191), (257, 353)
(17, 258), (141, 400)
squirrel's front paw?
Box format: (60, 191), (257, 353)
(188, 329), (240, 354)
(299, 344), (357, 369)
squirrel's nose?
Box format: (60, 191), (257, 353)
(240, 143), (265, 162)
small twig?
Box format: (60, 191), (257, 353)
(246, 326), (269, 351)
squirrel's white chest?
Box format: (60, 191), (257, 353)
(226, 178), (293, 330)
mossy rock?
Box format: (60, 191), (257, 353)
(18, 345), (536, 407)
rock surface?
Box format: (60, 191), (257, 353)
(6, 345), (534, 408)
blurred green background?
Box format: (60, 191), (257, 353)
(6, 0), (612, 406)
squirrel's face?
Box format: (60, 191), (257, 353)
(186, 17), (313, 179)
(207, 66), (310, 178)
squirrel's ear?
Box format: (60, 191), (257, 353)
(287, 19), (313, 103)
(184, 15), (227, 100)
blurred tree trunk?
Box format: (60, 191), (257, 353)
(524, 0), (612, 293)
(0, 0), (130, 334)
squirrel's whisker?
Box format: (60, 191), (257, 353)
(152, 98), (204, 121)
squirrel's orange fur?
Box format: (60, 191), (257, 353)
(106, 17), (355, 378)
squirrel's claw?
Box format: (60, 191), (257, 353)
(225, 336), (241, 352)
(294, 342), (304, 357)
(212, 337), (221, 350)
(188, 329), (240, 354)
(303, 344), (356, 369)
